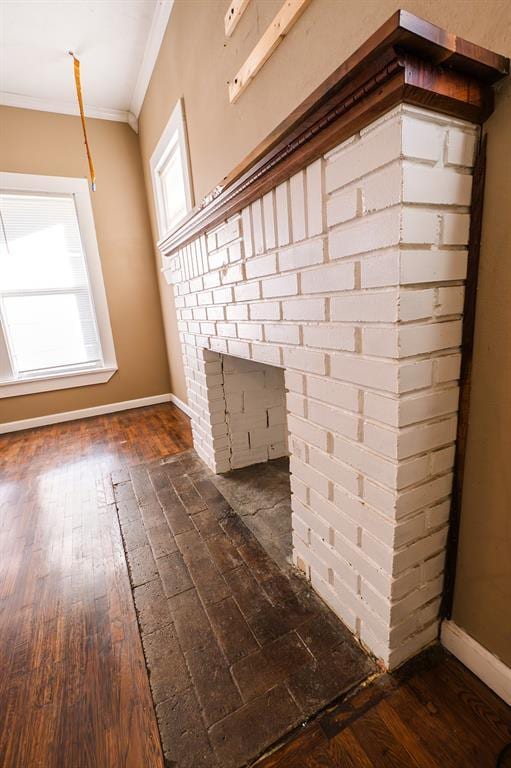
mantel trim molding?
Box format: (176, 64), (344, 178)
(159, 9), (508, 258)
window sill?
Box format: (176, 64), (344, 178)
(0, 366), (118, 398)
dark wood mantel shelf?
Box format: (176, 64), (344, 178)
(159, 9), (509, 258)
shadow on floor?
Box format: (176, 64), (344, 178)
(212, 457), (292, 571)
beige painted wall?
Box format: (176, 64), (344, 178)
(0, 106), (171, 424)
(138, 0), (511, 662)
(452, 87), (511, 666)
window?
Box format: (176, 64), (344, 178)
(151, 98), (194, 240)
(0, 173), (117, 398)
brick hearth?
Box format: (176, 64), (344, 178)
(113, 450), (373, 768)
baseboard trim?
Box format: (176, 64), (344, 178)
(441, 620), (511, 705)
(0, 393), (176, 434)
(169, 393), (193, 418)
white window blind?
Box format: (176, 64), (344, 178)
(0, 192), (104, 379)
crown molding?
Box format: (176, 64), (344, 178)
(159, 9), (509, 259)
(127, 111), (139, 133)
(0, 0), (173, 131)
(0, 90), (132, 124)
(130, 0), (174, 118)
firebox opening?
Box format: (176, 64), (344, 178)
(212, 354), (293, 569)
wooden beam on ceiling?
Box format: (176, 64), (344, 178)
(224, 0), (251, 38)
(229, 0), (311, 103)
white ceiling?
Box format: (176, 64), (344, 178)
(0, 0), (174, 129)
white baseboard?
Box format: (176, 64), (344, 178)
(441, 619), (511, 705)
(0, 393), (179, 434)
(169, 393), (193, 418)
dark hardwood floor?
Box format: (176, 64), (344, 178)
(257, 648), (511, 768)
(0, 403), (192, 768)
(0, 403), (509, 768)
(114, 450), (374, 768)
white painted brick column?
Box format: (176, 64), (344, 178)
(164, 104), (478, 670)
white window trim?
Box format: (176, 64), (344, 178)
(0, 172), (117, 398)
(150, 97), (194, 243)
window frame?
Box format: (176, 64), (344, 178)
(0, 172), (117, 398)
(150, 98), (194, 243)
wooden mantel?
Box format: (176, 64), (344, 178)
(159, 9), (509, 257)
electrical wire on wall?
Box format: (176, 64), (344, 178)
(68, 51), (96, 191)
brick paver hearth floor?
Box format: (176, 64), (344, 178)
(112, 450), (375, 768)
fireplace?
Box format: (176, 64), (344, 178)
(158, 13), (508, 669)
(198, 353), (288, 471)
(205, 353), (293, 569)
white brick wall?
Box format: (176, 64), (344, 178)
(219, 354), (288, 469)
(162, 104), (478, 670)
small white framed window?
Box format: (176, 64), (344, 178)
(151, 98), (194, 241)
(0, 172), (117, 398)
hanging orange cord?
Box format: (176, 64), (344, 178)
(69, 52), (96, 191)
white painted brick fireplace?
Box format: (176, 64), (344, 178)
(162, 103), (479, 669)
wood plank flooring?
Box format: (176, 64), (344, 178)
(0, 404), (192, 768)
(257, 647), (511, 768)
(0, 403), (509, 767)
